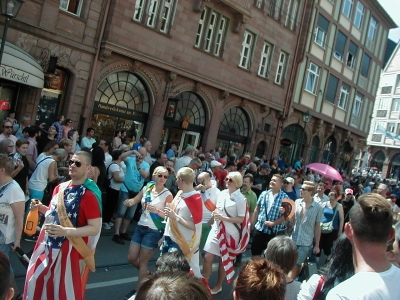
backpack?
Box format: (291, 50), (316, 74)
(104, 162), (117, 189)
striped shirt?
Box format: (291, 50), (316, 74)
(291, 199), (323, 246)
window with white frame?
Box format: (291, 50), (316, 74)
(334, 31), (347, 61)
(353, 2), (364, 29)
(59, 0), (83, 16)
(387, 123), (396, 133)
(195, 8), (228, 57)
(396, 76), (400, 94)
(373, 121), (385, 132)
(342, 0), (353, 19)
(346, 41), (358, 69)
(133, 0), (176, 34)
(305, 62), (320, 94)
(285, 0), (300, 30)
(239, 31), (255, 69)
(353, 92), (363, 116)
(314, 14), (329, 48)
(338, 83), (350, 109)
(367, 16), (377, 41)
(392, 98), (400, 111)
(275, 51), (288, 85)
(258, 42), (273, 78)
(354, 1), (365, 29)
(376, 99), (388, 117)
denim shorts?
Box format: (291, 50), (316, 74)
(131, 225), (163, 250)
(161, 236), (183, 255)
(0, 243), (13, 274)
(296, 244), (312, 266)
(115, 190), (138, 220)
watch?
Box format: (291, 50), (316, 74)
(175, 215), (181, 222)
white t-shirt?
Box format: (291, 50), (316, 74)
(0, 180), (25, 244)
(108, 162), (124, 190)
(165, 190), (200, 244)
(138, 186), (172, 230)
(327, 265), (400, 300)
(200, 186), (220, 223)
(104, 152), (112, 168)
(28, 157), (55, 191)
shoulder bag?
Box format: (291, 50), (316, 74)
(321, 204), (338, 234)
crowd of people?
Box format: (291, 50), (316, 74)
(0, 114), (399, 300)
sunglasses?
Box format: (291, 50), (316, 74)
(157, 174), (168, 179)
(3, 126), (12, 129)
(329, 194), (337, 196)
(225, 178), (233, 183)
(69, 160), (82, 167)
(283, 181), (291, 184)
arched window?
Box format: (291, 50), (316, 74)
(173, 91), (206, 126)
(323, 136), (337, 164)
(371, 151), (385, 171)
(256, 141), (267, 158)
(95, 71), (150, 112)
(219, 106), (249, 136)
(280, 124), (307, 166)
(310, 136), (320, 163)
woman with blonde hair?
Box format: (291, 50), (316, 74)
(203, 171), (250, 294)
(122, 166), (173, 298)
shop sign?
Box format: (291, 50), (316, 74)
(93, 101), (146, 119)
(0, 100), (9, 111)
(280, 138), (292, 146)
(217, 131), (247, 143)
(1, 66), (30, 84)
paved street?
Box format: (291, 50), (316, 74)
(11, 222), (254, 300)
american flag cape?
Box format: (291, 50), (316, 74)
(23, 182), (101, 300)
(217, 203), (250, 283)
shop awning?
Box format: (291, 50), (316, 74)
(0, 40), (44, 88)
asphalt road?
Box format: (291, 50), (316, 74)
(11, 222), (255, 300)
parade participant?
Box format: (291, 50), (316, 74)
(203, 171), (250, 294)
(327, 194), (400, 299)
(162, 167), (203, 277)
(290, 181), (323, 278)
(196, 171), (220, 250)
(24, 151), (102, 300)
(251, 174), (288, 259)
(123, 166), (173, 299)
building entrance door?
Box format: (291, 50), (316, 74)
(178, 131), (200, 155)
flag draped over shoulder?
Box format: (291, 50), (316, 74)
(217, 204), (250, 283)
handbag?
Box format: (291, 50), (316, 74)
(123, 182), (137, 198)
(321, 204), (338, 234)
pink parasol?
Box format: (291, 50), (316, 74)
(306, 163), (343, 182)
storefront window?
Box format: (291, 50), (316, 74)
(309, 136), (320, 163)
(389, 153), (400, 180)
(323, 136), (337, 165)
(280, 124), (307, 167)
(371, 150), (385, 172)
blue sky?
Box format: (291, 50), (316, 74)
(378, 0), (400, 42)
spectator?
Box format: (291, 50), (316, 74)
(52, 115), (64, 142)
(0, 252), (14, 300)
(283, 177), (297, 201)
(0, 138), (14, 155)
(241, 173), (257, 220)
(136, 271), (211, 300)
(174, 145), (196, 172)
(36, 140), (59, 162)
(61, 118), (73, 139)
(150, 151), (167, 180)
(80, 127), (96, 150)
(392, 222), (400, 267)
(326, 194), (400, 299)
(99, 139), (112, 167)
(132, 135), (147, 151)
(252, 163), (271, 198)
(215, 147), (221, 159)
(0, 121), (17, 153)
(377, 183), (389, 198)
(14, 115), (31, 138)
(265, 236), (300, 300)
(11, 139), (30, 199)
(166, 142), (177, 159)
(26, 126), (40, 173)
(165, 159), (177, 195)
(233, 259), (286, 300)
(67, 130), (80, 152)
(342, 188), (355, 225)
(292, 173), (302, 198)
(142, 140), (153, 166)
(313, 182), (329, 204)
(293, 157), (304, 172)
(36, 124), (57, 154)
(113, 131), (122, 150)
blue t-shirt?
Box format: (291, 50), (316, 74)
(132, 142), (142, 151)
(121, 156), (150, 193)
(166, 148), (175, 159)
(282, 188), (297, 201)
(322, 204), (340, 230)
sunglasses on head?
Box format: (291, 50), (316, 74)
(225, 177), (233, 183)
(69, 160), (82, 167)
(157, 174), (168, 179)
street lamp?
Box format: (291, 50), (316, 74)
(302, 110), (312, 128)
(0, 0), (25, 66)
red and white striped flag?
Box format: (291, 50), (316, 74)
(217, 204), (250, 283)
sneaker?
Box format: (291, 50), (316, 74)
(120, 232), (132, 241)
(108, 222), (114, 227)
(124, 289), (136, 300)
(112, 234), (125, 245)
(103, 223), (111, 230)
